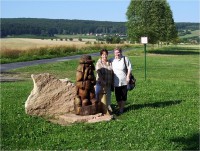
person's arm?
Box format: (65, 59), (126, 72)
(96, 69), (103, 81)
(126, 69), (131, 82)
(125, 57), (132, 82)
(96, 61), (105, 85)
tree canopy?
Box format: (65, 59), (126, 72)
(126, 0), (178, 44)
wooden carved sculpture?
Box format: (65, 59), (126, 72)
(74, 55), (98, 115)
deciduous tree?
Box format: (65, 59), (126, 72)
(126, 0), (177, 44)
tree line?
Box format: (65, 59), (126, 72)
(1, 18), (199, 41)
(1, 18), (126, 38)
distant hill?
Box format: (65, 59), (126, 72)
(175, 22), (199, 44)
(1, 18), (126, 38)
(175, 22), (199, 31)
(1, 18), (199, 40)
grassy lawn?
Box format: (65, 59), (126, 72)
(1, 45), (199, 150)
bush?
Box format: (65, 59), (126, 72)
(85, 41), (92, 44)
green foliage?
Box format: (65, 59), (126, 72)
(78, 37), (82, 41)
(85, 41), (92, 44)
(1, 18), (198, 45)
(176, 22), (199, 31)
(1, 18), (126, 37)
(126, 0), (178, 44)
(1, 45), (199, 150)
(105, 35), (121, 44)
(6, 34), (56, 39)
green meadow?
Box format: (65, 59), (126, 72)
(1, 45), (199, 150)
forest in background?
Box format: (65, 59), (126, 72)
(1, 18), (126, 37)
(1, 18), (199, 43)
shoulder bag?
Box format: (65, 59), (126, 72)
(123, 56), (136, 91)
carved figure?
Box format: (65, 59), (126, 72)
(74, 55), (98, 115)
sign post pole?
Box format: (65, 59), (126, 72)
(141, 37), (148, 81)
(144, 43), (147, 80)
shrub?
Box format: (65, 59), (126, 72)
(85, 41), (92, 44)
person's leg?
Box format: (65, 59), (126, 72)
(115, 87), (121, 112)
(106, 86), (111, 106)
(95, 84), (101, 102)
(117, 101), (121, 109)
(106, 87), (113, 112)
(119, 101), (125, 113)
(119, 86), (127, 113)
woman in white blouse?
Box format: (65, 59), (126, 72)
(110, 47), (132, 114)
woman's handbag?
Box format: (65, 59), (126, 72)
(127, 73), (136, 90)
(124, 57), (136, 91)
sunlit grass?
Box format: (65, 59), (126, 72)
(1, 45), (199, 150)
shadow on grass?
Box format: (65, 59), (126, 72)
(170, 133), (199, 150)
(148, 50), (199, 55)
(124, 100), (182, 112)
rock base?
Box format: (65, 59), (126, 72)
(50, 113), (114, 125)
(74, 103), (98, 115)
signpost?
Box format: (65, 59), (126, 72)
(141, 37), (148, 80)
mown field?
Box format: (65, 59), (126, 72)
(1, 45), (199, 150)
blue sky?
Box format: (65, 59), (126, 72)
(1, 0), (200, 23)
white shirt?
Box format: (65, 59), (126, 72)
(110, 56), (132, 87)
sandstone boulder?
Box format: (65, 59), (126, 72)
(25, 73), (76, 116)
